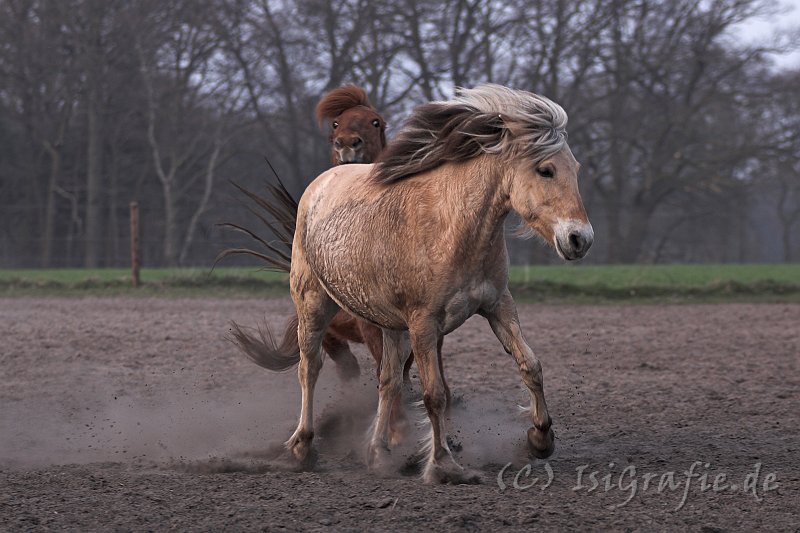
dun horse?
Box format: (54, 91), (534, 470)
(271, 85), (593, 483)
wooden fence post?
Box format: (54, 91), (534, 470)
(130, 201), (140, 288)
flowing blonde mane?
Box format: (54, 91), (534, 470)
(372, 84), (568, 184)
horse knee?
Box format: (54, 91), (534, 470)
(443, 381), (452, 410)
(378, 371), (402, 395)
(422, 388), (447, 414)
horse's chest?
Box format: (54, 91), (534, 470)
(441, 283), (497, 334)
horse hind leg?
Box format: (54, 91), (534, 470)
(322, 334), (360, 381)
(412, 323), (481, 485)
(284, 285), (339, 469)
(361, 322), (412, 447)
(366, 328), (411, 472)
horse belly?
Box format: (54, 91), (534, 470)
(319, 273), (406, 330)
(305, 228), (405, 329)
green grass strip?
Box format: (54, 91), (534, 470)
(0, 264), (798, 302)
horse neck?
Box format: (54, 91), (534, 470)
(388, 155), (511, 257)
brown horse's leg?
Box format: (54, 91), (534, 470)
(328, 312), (366, 343)
(366, 328), (410, 471)
(411, 322), (480, 485)
(481, 289), (554, 459)
(358, 321), (383, 377)
(322, 334), (360, 381)
(285, 279), (339, 468)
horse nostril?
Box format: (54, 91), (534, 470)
(352, 137), (363, 149)
(334, 138), (343, 149)
(569, 231), (585, 253)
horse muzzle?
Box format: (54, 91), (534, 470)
(335, 147), (364, 164)
(334, 136), (365, 164)
(554, 220), (594, 261)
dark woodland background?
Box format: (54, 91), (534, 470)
(0, 0), (798, 268)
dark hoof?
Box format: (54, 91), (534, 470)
(527, 426), (555, 459)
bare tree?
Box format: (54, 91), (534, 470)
(0, 1), (80, 266)
(134, 1), (229, 265)
(0, 0), (797, 267)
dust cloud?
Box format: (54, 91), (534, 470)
(1, 360), (530, 474)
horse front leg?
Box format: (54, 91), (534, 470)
(411, 323), (481, 484)
(285, 284), (339, 469)
(481, 289), (555, 459)
(366, 329), (410, 472)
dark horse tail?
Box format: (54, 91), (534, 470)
(214, 160), (298, 274)
(215, 159), (303, 371)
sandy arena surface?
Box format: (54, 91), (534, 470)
(1, 297), (798, 531)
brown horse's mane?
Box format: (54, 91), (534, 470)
(315, 84), (375, 125)
(372, 84), (568, 185)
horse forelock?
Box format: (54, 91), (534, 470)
(315, 84), (377, 126)
(372, 84), (569, 184)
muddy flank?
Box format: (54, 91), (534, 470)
(1, 298), (798, 531)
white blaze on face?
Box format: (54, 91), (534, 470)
(553, 219), (594, 260)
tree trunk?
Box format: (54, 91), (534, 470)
(41, 143), (61, 267)
(84, 92), (102, 267)
(621, 206), (652, 263)
(776, 179), (797, 263)
(162, 181), (178, 266)
(179, 139), (221, 265)
(605, 198), (623, 263)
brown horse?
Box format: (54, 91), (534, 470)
(272, 85), (593, 483)
(317, 84), (386, 165)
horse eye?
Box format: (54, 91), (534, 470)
(537, 166), (554, 179)
(372, 119), (380, 128)
(332, 121), (339, 129)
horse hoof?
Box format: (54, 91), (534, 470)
(279, 446), (317, 472)
(287, 435), (318, 471)
(423, 461), (483, 485)
(527, 426), (555, 459)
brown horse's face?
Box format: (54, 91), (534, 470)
(508, 145), (594, 260)
(329, 106), (386, 165)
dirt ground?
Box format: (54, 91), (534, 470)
(1, 297), (798, 532)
